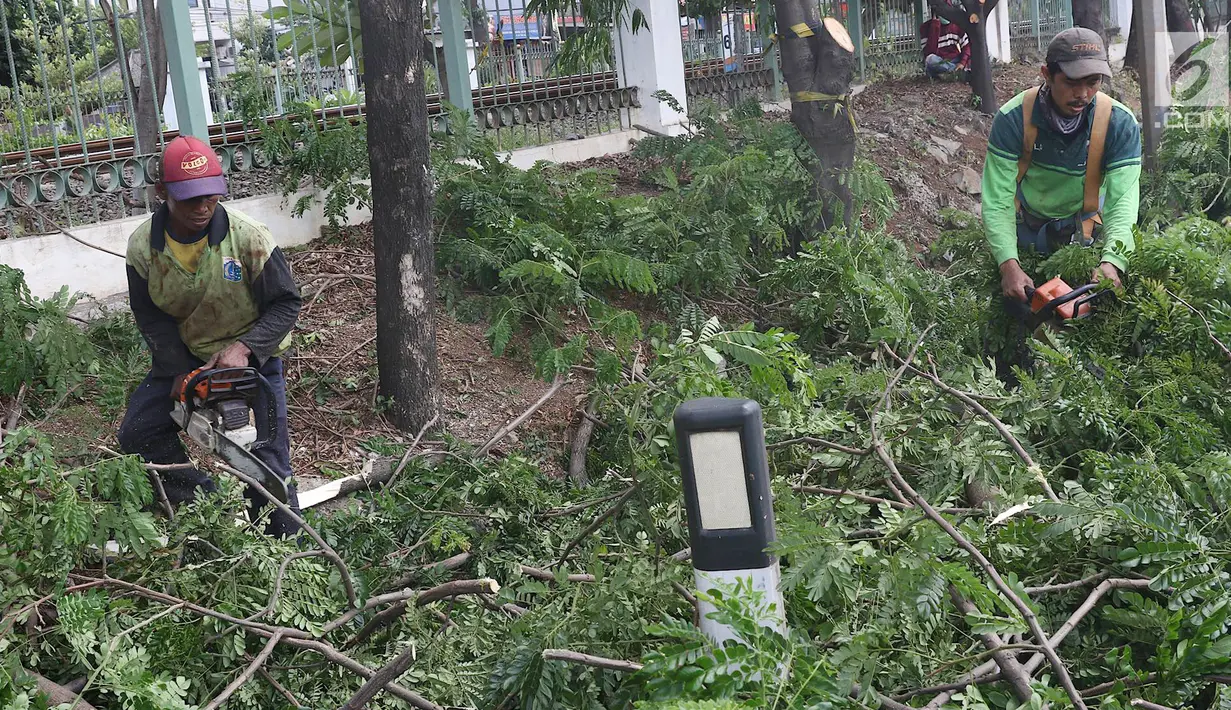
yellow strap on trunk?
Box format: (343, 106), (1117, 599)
(790, 91), (856, 132)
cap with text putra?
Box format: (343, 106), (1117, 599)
(160, 135), (228, 201)
(1046, 27), (1112, 79)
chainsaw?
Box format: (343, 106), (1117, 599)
(169, 367), (290, 504)
(1022, 276), (1108, 332)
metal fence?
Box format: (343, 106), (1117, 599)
(0, 0), (634, 236)
(1009, 0), (1074, 58)
(682, 8), (776, 111)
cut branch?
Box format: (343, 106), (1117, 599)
(520, 565), (595, 583)
(218, 464), (357, 609)
(2, 384), (27, 443)
(384, 413), (440, 491)
(257, 668), (304, 708)
(247, 551), (325, 623)
(948, 585), (1034, 702)
(1131, 701), (1177, 710)
(568, 396), (600, 486)
(1167, 289), (1231, 363)
(793, 485), (909, 509)
(540, 488), (632, 518)
(541, 649), (644, 673)
(553, 485), (637, 568)
(767, 435), (869, 456)
(1081, 673), (1158, 697)
(874, 335), (1086, 710)
(478, 375), (567, 457)
(884, 345), (1060, 503)
(26, 669), (96, 710)
(345, 578), (499, 648)
(1024, 571), (1111, 595)
(341, 641), (419, 710)
(383, 551), (473, 593)
(1019, 578), (1153, 675)
(202, 632), (284, 710)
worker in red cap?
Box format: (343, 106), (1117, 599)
(118, 135), (303, 537)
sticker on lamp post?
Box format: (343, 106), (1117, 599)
(673, 396), (785, 649)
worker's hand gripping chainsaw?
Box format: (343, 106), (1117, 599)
(170, 367), (290, 503)
(1022, 276), (1109, 332)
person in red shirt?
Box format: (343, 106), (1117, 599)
(920, 13), (971, 80)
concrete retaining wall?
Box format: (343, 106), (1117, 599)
(2, 129), (648, 302)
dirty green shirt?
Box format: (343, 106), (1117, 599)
(125, 204), (302, 376)
(981, 88), (1143, 273)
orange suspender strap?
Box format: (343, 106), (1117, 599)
(1081, 91), (1113, 239)
(1015, 86), (1040, 213)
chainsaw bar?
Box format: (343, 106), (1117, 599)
(214, 432), (290, 504)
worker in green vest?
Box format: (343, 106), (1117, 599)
(981, 27), (1142, 304)
(118, 136), (303, 537)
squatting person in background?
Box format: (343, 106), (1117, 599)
(920, 11), (971, 80)
(117, 135), (304, 537)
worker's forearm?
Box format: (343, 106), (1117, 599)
(1098, 165), (1141, 273)
(240, 247), (302, 364)
(981, 151), (1020, 265)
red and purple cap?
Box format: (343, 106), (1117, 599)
(161, 136), (228, 201)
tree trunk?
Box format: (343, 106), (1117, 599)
(1071, 0), (1105, 41)
(966, 19), (997, 113)
(1206, 0), (1230, 31)
(132, 0), (168, 209)
(773, 1), (857, 235)
(1126, 0), (1199, 82)
(1124, 0), (1139, 72)
(358, 0), (440, 433)
(927, 0), (1003, 114)
(469, 0), (489, 48)
(134, 0), (167, 158)
(1165, 0), (1197, 31)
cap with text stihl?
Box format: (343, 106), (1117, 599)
(1046, 27), (1112, 80)
(161, 136), (228, 201)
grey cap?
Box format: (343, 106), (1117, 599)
(1046, 27), (1112, 79)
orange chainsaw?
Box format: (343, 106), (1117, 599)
(169, 367), (289, 503)
(1023, 277), (1107, 332)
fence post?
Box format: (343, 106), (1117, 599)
(768, 43), (784, 102)
(161, 0), (210, 139)
(437, 0), (474, 116)
(617, 0), (689, 135)
(1031, 0), (1042, 53)
(849, 0), (865, 81)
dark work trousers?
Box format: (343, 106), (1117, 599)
(118, 356), (302, 538)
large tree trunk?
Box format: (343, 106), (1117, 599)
(424, 37), (451, 100)
(134, 0), (168, 156)
(1126, 0), (1198, 80)
(1071, 0), (1105, 41)
(966, 19), (996, 112)
(1165, 0), (1197, 31)
(358, 0), (440, 433)
(928, 0), (1003, 114)
(469, 0), (489, 48)
(135, 0), (167, 207)
(1206, 0), (1230, 30)
(773, 1), (857, 235)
